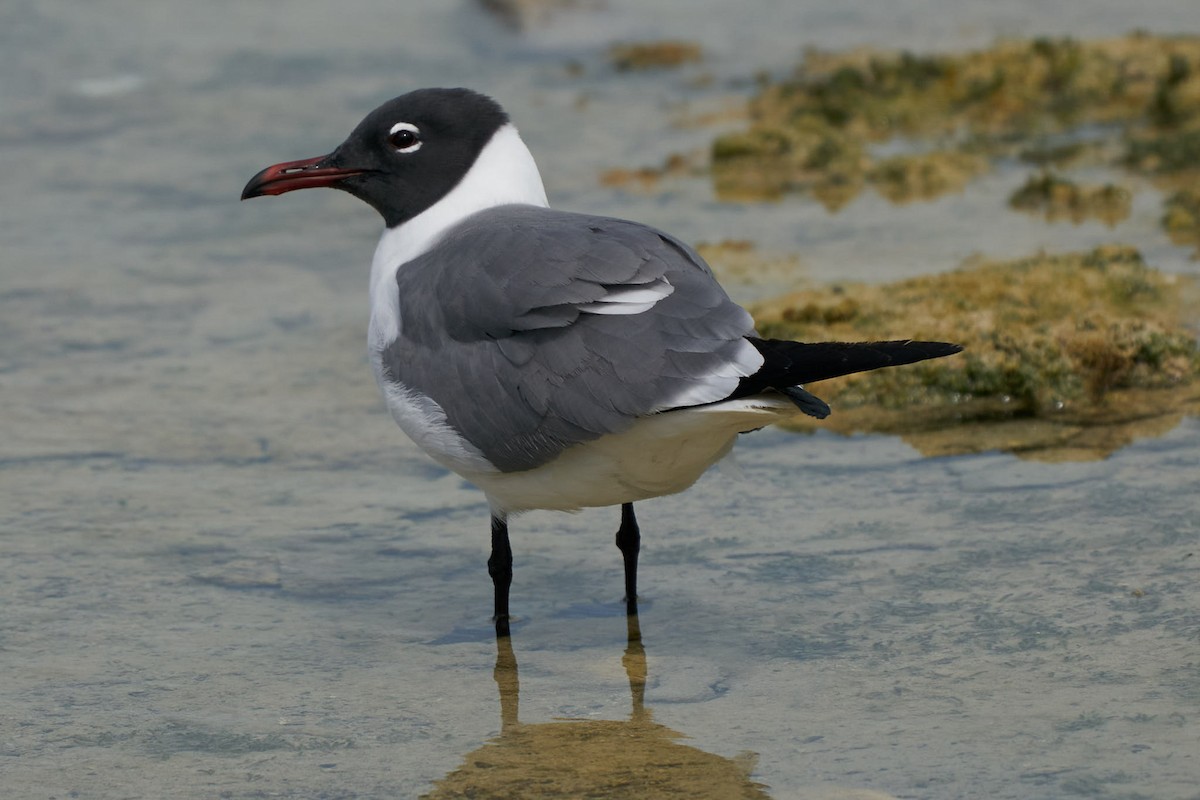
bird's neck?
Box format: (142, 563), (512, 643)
(367, 123), (548, 358)
(370, 123), (548, 283)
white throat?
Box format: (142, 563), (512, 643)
(368, 122), (548, 354)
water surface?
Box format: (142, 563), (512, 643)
(3, 2), (1198, 798)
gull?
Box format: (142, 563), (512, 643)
(241, 88), (961, 630)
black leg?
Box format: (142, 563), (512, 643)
(615, 502), (640, 612)
(489, 513), (513, 635)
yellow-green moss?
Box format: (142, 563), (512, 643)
(1163, 187), (1200, 256)
(1125, 129), (1200, 174)
(711, 34), (1200, 217)
(1008, 172), (1132, 226)
(1018, 141), (1092, 167)
(754, 245), (1199, 414)
(709, 120), (866, 206)
(868, 151), (989, 203)
(751, 245), (1200, 460)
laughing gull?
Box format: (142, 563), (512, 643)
(241, 88), (961, 629)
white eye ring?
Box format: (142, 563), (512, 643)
(388, 122), (422, 153)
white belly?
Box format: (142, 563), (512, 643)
(463, 396), (798, 513)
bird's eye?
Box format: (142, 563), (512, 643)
(388, 122), (422, 153)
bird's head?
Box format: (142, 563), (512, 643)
(241, 88), (537, 228)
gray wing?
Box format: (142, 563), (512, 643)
(382, 205), (761, 472)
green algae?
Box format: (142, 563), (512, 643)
(710, 119), (866, 205)
(1008, 172), (1132, 226)
(869, 151), (989, 204)
(710, 34), (1200, 220)
(752, 245), (1200, 459)
(1163, 188), (1200, 256)
(1125, 129), (1200, 174)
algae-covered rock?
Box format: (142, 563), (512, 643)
(753, 246), (1200, 460)
(710, 119), (867, 206)
(869, 151), (989, 204)
(1124, 129), (1200, 175)
(1163, 187), (1200, 256)
(1008, 172), (1132, 226)
(711, 34), (1200, 221)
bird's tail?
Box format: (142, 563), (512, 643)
(732, 337), (963, 419)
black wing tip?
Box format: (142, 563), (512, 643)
(728, 337), (965, 404)
(843, 339), (965, 366)
(907, 340), (964, 357)
(885, 340), (965, 369)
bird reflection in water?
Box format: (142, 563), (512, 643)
(421, 611), (772, 799)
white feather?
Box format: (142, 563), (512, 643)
(657, 338), (765, 410)
(377, 379), (497, 474)
(577, 300), (660, 315)
(576, 277), (675, 315)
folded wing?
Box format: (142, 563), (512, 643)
(382, 206), (763, 472)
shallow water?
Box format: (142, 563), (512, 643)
(3, 2), (1199, 798)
